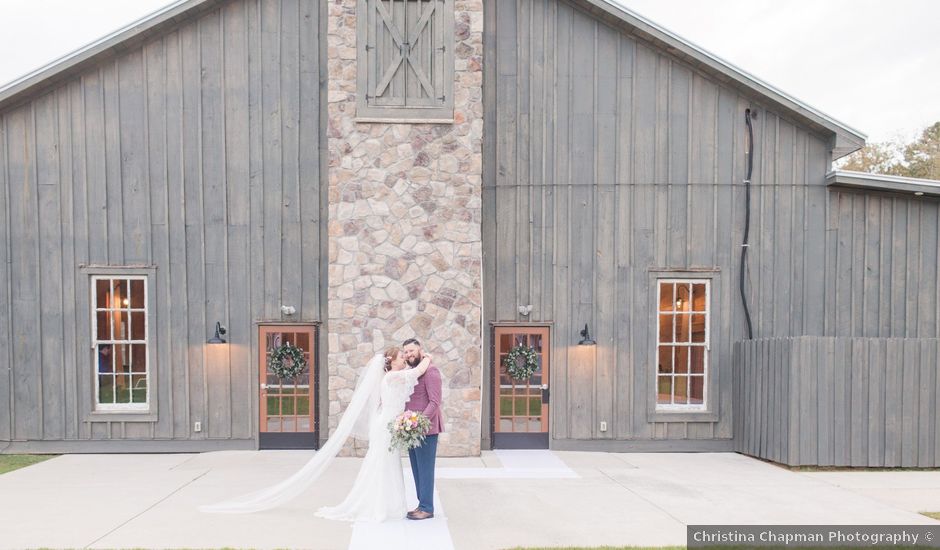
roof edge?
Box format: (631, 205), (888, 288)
(586, 0), (867, 158)
(0, 0), (220, 112)
(0, 0), (869, 162)
(826, 170), (940, 197)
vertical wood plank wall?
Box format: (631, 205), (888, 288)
(825, 189), (940, 338)
(735, 337), (940, 467)
(0, 0), (326, 448)
(482, 0), (940, 445)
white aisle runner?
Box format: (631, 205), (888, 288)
(347, 468), (454, 550)
(346, 450), (578, 550)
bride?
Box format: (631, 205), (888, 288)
(200, 347), (432, 521)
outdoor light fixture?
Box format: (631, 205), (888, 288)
(208, 321), (227, 344)
(578, 323), (596, 346)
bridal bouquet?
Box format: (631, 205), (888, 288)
(388, 410), (432, 451)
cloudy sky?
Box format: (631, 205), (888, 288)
(1, 0), (938, 143)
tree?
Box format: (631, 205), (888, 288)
(901, 122), (940, 180)
(837, 121), (940, 180)
(837, 141), (904, 175)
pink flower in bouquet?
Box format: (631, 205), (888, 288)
(388, 410), (432, 451)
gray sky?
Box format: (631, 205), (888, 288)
(614, 0), (940, 143)
(2, 0), (938, 143)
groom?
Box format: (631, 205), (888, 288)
(402, 338), (443, 520)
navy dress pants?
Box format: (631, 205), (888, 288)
(408, 434), (438, 513)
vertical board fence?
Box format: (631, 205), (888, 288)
(734, 337), (939, 467)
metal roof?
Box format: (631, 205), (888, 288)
(826, 170), (940, 197)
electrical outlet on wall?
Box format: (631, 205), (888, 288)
(599, 421), (607, 432)
(194, 421), (202, 433)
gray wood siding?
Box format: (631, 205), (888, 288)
(483, 0), (837, 444)
(1, 101), (11, 442)
(0, 0), (326, 447)
(735, 337), (940, 467)
(825, 189), (940, 338)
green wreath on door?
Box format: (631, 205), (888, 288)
(502, 345), (539, 381)
(268, 342), (307, 379)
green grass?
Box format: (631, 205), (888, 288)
(511, 547), (686, 550)
(507, 547), (932, 550)
(504, 547), (684, 550)
(748, 455), (940, 472)
(790, 465), (940, 472)
(266, 395), (310, 416)
(921, 511), (940, 521)
(499, 396), (543, 416)
(0, 454), (58, 475)
(98, 382), (146, 404)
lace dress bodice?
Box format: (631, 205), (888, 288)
(378, 368), (422, 422)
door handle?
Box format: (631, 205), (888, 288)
(541, 384), (550, 404)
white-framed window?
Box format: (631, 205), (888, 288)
(656, 279), (709, 411)
(92, 276), (149, 411)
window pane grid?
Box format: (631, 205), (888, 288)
(497, 332), (544, 433)
(93, 276), (148, 410)
(264, 331), (315, 433)
(656, 280), (708, 410)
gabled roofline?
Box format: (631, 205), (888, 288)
(826, 170), (940, 197)
(1, 0), (868, 161)
(583, 0), (867, 160)
(0, 0), (222, 113)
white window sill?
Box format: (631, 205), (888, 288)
(354, 116), (455, 125)
(648, 407), (718, 423)
(85, 410), (157, 423)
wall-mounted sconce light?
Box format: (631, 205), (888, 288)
(208, 321), (227, 344)
(578, 323), (596, 346)
(517, 304), (533, 316)
(280, 305), (296, 316)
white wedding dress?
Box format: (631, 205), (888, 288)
(199, 354), (421, 522)
(315, 365), (421, 522)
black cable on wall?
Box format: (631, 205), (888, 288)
(740, 109), (755, 340)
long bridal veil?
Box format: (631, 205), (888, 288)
(199, 353), (385, 514)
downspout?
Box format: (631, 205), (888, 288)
(739, 109), (755, 340)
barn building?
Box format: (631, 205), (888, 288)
(1, 0), (937, 466)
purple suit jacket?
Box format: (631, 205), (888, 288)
(405, 364), (444, 435)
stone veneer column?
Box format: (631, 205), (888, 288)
(326, 0), (484, 456)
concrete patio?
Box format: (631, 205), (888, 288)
(0, 450), (938, 549)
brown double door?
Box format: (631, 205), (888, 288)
(259, 325), (318, 449)
(492, 326), (550, 449)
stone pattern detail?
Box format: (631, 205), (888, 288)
(326, 0), (484, 456)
